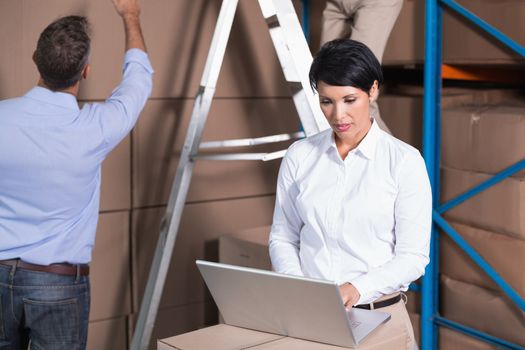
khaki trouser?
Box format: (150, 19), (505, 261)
(320, 0), (404, 134)
(363, 293), (416, 350)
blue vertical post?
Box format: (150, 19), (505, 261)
(432, 1), (442, 328)
(422, 0), (441, 349)
(301, 0), (311, 41)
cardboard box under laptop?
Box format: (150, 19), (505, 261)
(158, 323), (409, 350)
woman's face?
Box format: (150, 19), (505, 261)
(317, 81), (377, 146)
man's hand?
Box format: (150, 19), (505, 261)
(339, 283), (360, 310)
(112, 0), (146, 52)
(112, 0), (141, 18)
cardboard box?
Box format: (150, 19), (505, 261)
(158, 324), (283, 350)
(218, 225), (272, 270)
(378, 94), (423, 150)
(131, 196), (276, 312)
(90, 211), (131, 321)
(87, 317), (128, 350)
(440, 221), (525, 296)
(133, 303), (217, 350)
(439, 327), (499, 350)
(442, 102), (525, 175)
(441, 166), (525, 240)
(383, 0), (425, 65)
(387, 86), (524, 109)
(0, 1), (23, 99)
(377, 87), (524, 153)
(251, 335), (406, 349)
(158, 320), (409, 350)
(441, 275), (525, 347)
(100, 135), (131, 212)
(132, 98), (298, 208)
(443, 0), (525, 64)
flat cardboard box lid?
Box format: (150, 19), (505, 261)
(157, 324), (284, 350)
(158, 320), (408, 349)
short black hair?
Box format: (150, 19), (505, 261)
(35, 16), (91, 90)
(309, 39), (383, 95)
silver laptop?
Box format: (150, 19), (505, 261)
(196, 260), (390, 348)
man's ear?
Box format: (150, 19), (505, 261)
(32, 51), (37, 64)
(82, 63), (91, 80)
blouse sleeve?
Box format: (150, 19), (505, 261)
(268, 145), (304, 276)
(350, 152), (432, 304)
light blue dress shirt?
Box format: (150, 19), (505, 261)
(0, 49), (153, 265)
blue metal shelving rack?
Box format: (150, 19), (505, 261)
(299, 0), (525, 348)
(422, 1), (525, 349)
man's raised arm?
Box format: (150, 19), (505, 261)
(112, 0), (147, 52)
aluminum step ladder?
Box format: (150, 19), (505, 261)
(131, 1), (329, 348)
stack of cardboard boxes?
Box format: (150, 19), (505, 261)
(375, 0), (525, 348)
(440, 99), (525, 349)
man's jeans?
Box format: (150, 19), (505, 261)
(0, 263), (90, 350)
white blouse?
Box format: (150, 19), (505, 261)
(269, 121), (432, 305)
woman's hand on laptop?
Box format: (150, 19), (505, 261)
(339, 283), (361, 310)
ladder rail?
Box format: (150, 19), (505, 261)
(130, 1), (239, 349)
(260, 0), (329, 135)
(132, 1), (326, 348)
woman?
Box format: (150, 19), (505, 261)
(269, 39), (431, 349)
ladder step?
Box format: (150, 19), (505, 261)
(192, 149), (287, 162)
(199, 132), (304, 149)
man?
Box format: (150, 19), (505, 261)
(0, 0), (152, 348)
(321, 0), (404, 134)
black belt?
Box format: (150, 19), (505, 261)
(0, 259), (89, 276)
(353, 294), (401, 310)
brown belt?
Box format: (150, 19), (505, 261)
(353, 294), (402, 310)
(0, 259), (89, 276)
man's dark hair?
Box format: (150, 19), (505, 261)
(35, 16), (91, 90)
(309, 39), (383, 95)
